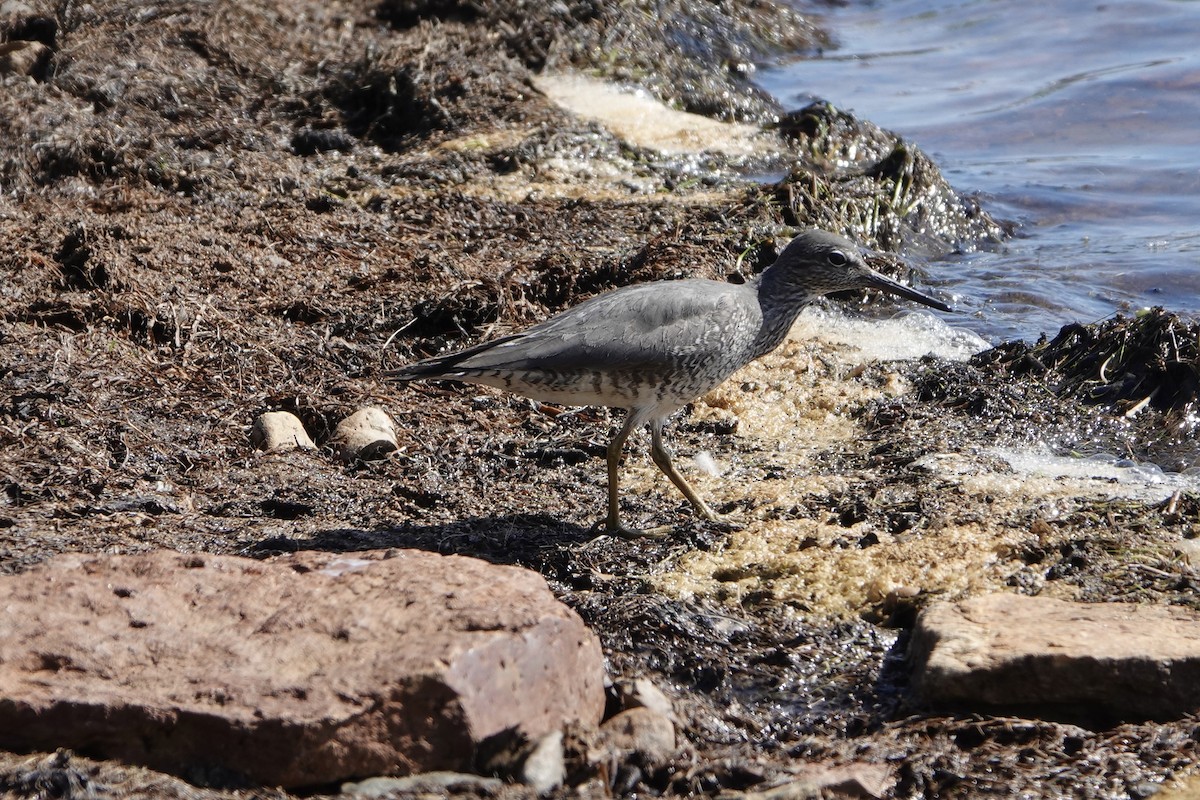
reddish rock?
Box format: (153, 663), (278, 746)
(0, 550), (605, 788)
(910, 593), (1200, 721)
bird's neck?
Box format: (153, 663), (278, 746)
(748, 268), (816, 359)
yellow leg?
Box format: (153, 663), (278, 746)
(603, 413), (638, 534)
(593, 413), (725, 538)
(590, 412), (673, 539)
(649, 421), (721, 522)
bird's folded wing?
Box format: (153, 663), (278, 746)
(398, 280), (759, 378)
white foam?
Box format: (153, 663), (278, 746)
(991, 445), (1200, 502)
(532, 72), (780, 159)
(792, 305), (990, 362)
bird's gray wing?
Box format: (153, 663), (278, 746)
(396, 280), (759, 379)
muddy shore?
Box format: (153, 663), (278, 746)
(3, 0), (1200, 797)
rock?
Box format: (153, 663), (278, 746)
(1175, 537), (1200, 566)
(342, 771), (503, 797)
(532, 73), (784, 160)
(475, 726), (564, 793)
(518, 730), (565, 794)
(292, 128), (355, 156)
(910, 593), (1200, 722)
(0, 39), (49, 77)
(0, 550), (606, 788)
(736, 763), (894, 799)
(597, 707), (676, 765)
(331, 406), (397, 461)
(0, 1), (37, 16)
(612, 677), (675, 720)
(250, 410), (315, 451)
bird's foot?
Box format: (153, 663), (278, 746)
(691, 505), (745, 531)
(699, 511), (743, 532)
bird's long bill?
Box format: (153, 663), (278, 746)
(864, 269), (953, 312)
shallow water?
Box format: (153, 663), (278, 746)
(759, 0), (1200, 343)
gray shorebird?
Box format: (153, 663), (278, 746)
(390, 229), (951, 536)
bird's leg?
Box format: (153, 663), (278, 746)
(649, 421), (722, 522)
(589, 412), (670, 539)
(601, 412), (638, 535)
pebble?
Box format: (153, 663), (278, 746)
(250, 411), (315, 451)
(612, 677), (675, 720)
(0, 40), (48, 77)
(519, 730), (565, 794)
(331, 406), (397, 461)
(598, 707), (676, 764)
(342, 772), (503, 797)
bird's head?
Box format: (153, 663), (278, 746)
(763, 229), (952, 312)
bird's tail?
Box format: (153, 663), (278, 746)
(384, 352), (466, 382)
(384, 361), (442, 382)
(386, 333), (522, 382)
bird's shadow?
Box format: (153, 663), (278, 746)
(246, 513), (584, 562)
(240, 512), (719, 588)
(243, 515), (710, 585)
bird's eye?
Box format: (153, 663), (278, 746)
(828, 250), (848, 267)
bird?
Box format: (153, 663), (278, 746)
(389, 229), (952, 537)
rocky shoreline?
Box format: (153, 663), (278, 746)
(3, 0), (1200, 797)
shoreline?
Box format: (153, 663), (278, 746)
(2, 0), (1199, 796)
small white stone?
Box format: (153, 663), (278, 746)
(519, 730), (565, 794)
(251, 411), (315, 452)
(613, 677), (675, 720)
(0, 40), (48, 77)
(597, 707), (676, 765)
(1176, 538), (1200, 566)
(331, 407), (398, 461)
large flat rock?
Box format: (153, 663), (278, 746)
(909, 593), (1200, 722)
(0, 550), (605, 788)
